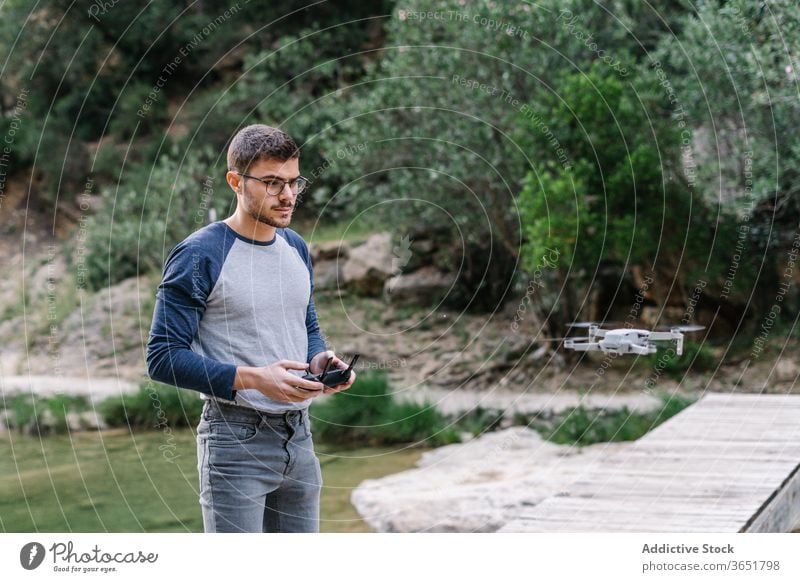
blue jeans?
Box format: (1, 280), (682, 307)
(196, 399), (322, 532)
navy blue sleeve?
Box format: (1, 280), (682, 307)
(305, 252), (328, 363)
(146, 239), (238, 399)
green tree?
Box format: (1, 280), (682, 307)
(653, 0), (800, 321)
(313, 0), (694, 311)
(516, 63), (720, 332)
(78, 146), (231, 291)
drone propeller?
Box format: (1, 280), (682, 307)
(567, 321), (623, 329)
(674, 324), (705, 332)
(654, 324), (706, 332)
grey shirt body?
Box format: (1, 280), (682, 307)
(146, 221), (327, 413)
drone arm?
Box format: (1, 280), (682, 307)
(648, 331), (684, 356)
(647, 332), (677, 340)
(629, 343), (654, 356)
(590, 326), (607, 339)
(564, 339), (599, 352)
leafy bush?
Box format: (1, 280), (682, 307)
(98, 381), (204, 429)
(532, 391), (696, 446)
(516, 62), (719, 333)
(3, 394), (42, 432)
(311, 370), (461, 447)
(2, 393), (90, 434)
(643, 341), (717, 380)
(77, 146), (231, 291)
(451, 406), (504, 437)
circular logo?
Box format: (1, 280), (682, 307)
(20, 542), (46, 570)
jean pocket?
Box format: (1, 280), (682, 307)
(207, 419), (259, 446)
(302, 416), (314, 439)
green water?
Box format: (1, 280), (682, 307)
(0, 428), (424, 533)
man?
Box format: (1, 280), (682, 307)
(146, 124), (355, 533)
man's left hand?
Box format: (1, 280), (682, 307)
(308, 350), (357, 394)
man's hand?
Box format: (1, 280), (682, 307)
(234, 360), (324, 402)
(309, 350), (358, 394)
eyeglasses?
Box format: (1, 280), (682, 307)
(233, 171), (310, 196)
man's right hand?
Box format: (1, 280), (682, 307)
(233, 360), (324, 402)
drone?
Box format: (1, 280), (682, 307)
(563, 322), (705, 356)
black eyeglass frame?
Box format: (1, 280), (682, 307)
(232, 171), (310, 196)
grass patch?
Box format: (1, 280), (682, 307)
(300, 217), (377, 246)
(98, 381), (204, 429)
(641, 340), (717, 379)
(312, 370), (461, 447)
(2, 393), (90, 435)
(527, 391), (696, 447)
(450, 406), (504, 437)
(0, 279), (27, 323)
(0, 429), (424, 532)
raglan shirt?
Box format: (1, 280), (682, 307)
(146, 221), (327, 413)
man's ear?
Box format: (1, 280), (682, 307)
(226, 170), (242, 193)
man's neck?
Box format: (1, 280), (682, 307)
(223, 211), (277, 242)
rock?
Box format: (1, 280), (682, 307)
(312, 260), (342, 292)
(384, 266), (456, 307)
(67, 410), (108, 431)
(29, 253), (68, 298)
(19, 275), (152, 379)
(309, 240), (350, 263)
(342, 233), (396, 296)
(640, 306), (686, 329)
(775, 358), (799, 383)
(351, 426), (631, 532)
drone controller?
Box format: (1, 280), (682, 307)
(302, 353), (360, 387)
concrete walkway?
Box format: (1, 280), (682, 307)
(0, 374), (140, 405)
(398, 384), (664, 416)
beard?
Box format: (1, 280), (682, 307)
(245, 194), (293, 228)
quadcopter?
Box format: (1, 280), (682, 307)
(563, 323), (705, 356)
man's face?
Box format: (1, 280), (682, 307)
(230, 156), (300, 228)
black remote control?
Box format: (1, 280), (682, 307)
(302, 353), (360, 387)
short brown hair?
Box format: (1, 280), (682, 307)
(226, 124), (299, 173)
